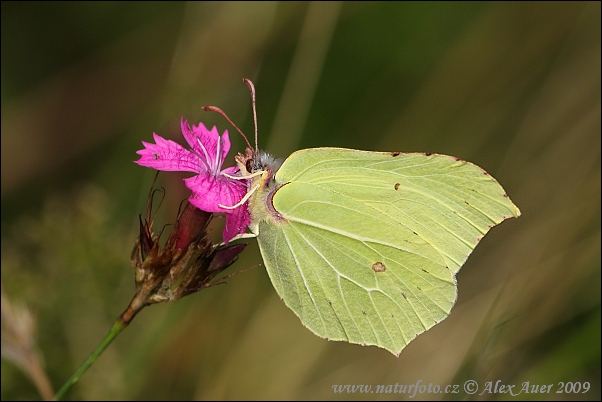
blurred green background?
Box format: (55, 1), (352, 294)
(1, 2), (600, 400)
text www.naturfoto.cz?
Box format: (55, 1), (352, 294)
(332, 382), (459, 397)
(333, 385), (372, 394)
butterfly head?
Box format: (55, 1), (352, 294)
(236, 147), (283, 189)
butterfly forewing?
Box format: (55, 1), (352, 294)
(274, 148), (521, 275)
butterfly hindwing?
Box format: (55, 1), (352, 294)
(257, 178), (456, 355)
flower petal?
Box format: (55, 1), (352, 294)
(185, 174), (247, 214)
(187, 176), (249, 244)
(181, 119), (231, 175)
(222, 165), (242, 177)
(222, 200), (250, 244)
(135, 133), (204, 173)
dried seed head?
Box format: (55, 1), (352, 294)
(124, 184), (247, 324)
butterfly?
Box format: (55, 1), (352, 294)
(206, 79), (521, 356)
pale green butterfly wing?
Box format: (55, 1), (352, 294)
(257, 184), (456, 354)
(255, 148), (520, 355)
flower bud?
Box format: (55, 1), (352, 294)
(123, 187), (247, 324)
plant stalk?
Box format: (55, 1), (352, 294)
(53, 297), (145, 400)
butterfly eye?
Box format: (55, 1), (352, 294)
(246, 159), (254, 173)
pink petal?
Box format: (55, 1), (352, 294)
(222, 201), (250, 244)
(222, 165), (241, 176)
(135, 133), (205, 173)
(185, 174), (247, 214)
(181, 119), (231, 173)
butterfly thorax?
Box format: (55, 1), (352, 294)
(236, 147), (285, 233)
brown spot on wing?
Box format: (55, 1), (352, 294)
(372, 262), (386, 272)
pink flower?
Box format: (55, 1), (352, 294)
(135, 119), (249, 243)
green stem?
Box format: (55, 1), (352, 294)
(53, 279), (148, 399)
(53, 320), (126, 400)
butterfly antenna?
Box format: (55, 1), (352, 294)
(243, 78), (259, 155)
(201, 105), (252, 150)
